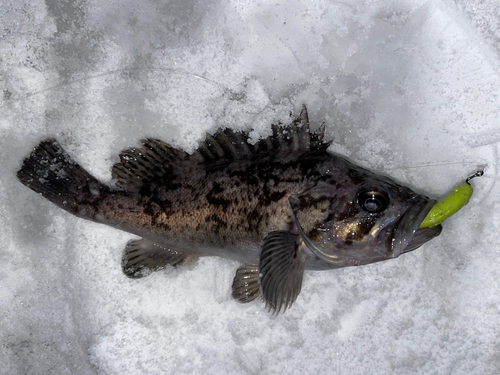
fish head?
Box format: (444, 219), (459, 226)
(290, 169), (441, 267)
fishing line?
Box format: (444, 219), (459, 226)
(394, 161), (489, 170)
(1, 66), (235, 110)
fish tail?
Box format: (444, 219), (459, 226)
(17, 138), (109, 219)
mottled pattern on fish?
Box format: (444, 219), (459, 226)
(16, 106), (442, 313)
(107, 129), (340, 250)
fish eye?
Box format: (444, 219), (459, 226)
(357, 189), (389, 213)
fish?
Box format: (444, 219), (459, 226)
(16, 106), (442, 313)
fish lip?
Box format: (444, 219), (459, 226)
(392, 198), (440, 256)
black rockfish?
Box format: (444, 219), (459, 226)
(17, 107), (441, 313)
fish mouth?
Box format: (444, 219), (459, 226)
(391, 198), (442, 257)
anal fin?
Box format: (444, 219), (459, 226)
(122, 238), (199, 278)
(232, 263), (260, 303)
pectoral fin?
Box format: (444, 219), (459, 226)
(259, 231), (307, 314)
(122, 238), (199, 278)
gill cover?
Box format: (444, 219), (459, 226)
(289, 182), (391, 267)
(289, 184), (345, 265)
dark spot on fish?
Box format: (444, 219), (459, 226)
(298, 156), (322, 178)
(211, 182), (224, 195)
(158, 222), (170, 231)
(247, 208), (263, 231)
(307, 227), (323, 243)
(348, 168), (371, 185)
(336, 199), (360, 222)
(353, 221), (375, 241)
(258, 190), (287, 206)
(139, 184), (152, 196)
(145, 201), (162, 215)
(205, 213), (228, 235)
(206, 183), (231, 207)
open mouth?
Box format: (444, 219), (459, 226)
(392, 198), (442, 256)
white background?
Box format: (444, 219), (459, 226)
(1, 0), (499, 374)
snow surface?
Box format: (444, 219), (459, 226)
(1, 0), (499, 374)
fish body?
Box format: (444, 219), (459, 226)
(17, 107), (441, 313)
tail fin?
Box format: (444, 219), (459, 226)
(16, 139), (109, 218)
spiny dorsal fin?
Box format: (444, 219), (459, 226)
(111, 105), (331, 192)
(250, 105), (331, 155)
(193, 128), (254, 163)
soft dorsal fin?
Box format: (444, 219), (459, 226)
(112, 105), (331, 192)
(112, 138), (189, 192)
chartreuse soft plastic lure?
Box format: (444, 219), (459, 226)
(419, 170), (483, 229)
